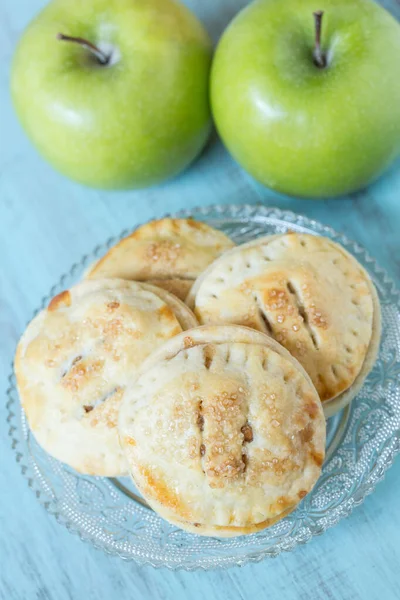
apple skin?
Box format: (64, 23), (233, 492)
(211, 0), (400, 198)
(11, 0), (212, 190)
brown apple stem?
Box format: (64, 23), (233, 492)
(56, 33), (109, 65)
(313, 11), (326, 68)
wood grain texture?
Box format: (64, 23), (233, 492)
(1, 0), (400, 599)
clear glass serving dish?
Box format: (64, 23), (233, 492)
(6, 204), (400, 569)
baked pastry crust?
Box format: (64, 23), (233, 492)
(187, 234), (381, 415)
(15, 279), (197, 476)
(86, 218), (235, 301)
(119, 325), (325, 536)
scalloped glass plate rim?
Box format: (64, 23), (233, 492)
(6, 203), (400, 570)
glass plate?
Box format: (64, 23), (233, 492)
(6, 204), (400, 570)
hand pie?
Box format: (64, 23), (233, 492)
(119, 325), (325, 537)
(86, 218), (235, 301)
(187, 234), (381, 417)
(15, 279), (197, 476)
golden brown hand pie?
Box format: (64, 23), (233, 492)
(187, 234), (381, 417)
(86, 218), (235, 301)
(15, 279), (197, 476)
(119, 325), (326, 537)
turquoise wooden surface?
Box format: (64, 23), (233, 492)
(1, 0), (400, 598)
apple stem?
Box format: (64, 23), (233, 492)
(56, 33), (110, 65)
(313, 11), (326, 68)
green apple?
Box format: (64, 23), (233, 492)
(211, 0), (400, 198)
(11, 0), (212, 189)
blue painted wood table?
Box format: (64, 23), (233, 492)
(1, 0), (400, 598)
